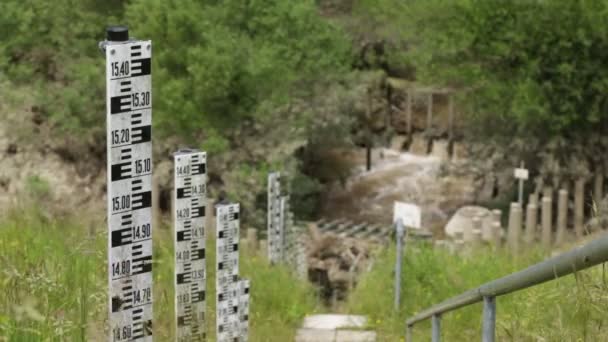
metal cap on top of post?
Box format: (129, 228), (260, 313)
(106, 26), (129, 42)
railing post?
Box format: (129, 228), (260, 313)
(541, 196), (553, 249)
(394, 219), (406, 311)
(406, 324), (413, 342)
(432, 314), (441, 342)
(482, 296), (496, 342)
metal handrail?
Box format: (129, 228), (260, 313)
(405, 234), (608, 341)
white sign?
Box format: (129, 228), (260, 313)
(106, 38), (154, 341)
(216, 203), (241, 342)
(514, 168), (529, 180)
(173, 150), (207, 342)
(393, 202), (421, 229)
(515, 168), (528, 180)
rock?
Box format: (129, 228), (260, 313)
(445, 206), (493, 240)
(307, 230), (373, 302)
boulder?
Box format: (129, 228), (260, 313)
(445, 206), (493, 240)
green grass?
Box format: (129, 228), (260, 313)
(344, 241), (608, 341)
(0, 208), (319, 341)
(4, 207), (607, 341)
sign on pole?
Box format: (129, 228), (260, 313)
(393, 202), (421, 229)
(216, 203), (241, 341)
(514, 162), (529, 205)
(514, 168), (529, 180)
(102, 26), (153, 341)
(267, 172), (282, 264)
(174, 149), (207, 341)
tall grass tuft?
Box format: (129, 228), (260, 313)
(0, 208), (319, 341)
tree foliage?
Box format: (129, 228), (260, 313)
(0, 0), (351, 148)
(126, 0), (351, 149)
(0, 0), (125, 134)
(355, 0), (608, 141)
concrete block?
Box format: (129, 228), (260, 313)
(296, 328), (336, 342)
(335, 330), (377, 342)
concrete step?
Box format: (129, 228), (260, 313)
(295, 314), (376, 342)
(295, 329), (376, 342)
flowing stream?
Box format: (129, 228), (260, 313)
(321, 145), (476, 232)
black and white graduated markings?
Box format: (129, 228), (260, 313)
(105, 38), (153, 342)
(216, 203), (244, 342)
(174, 149), (207, 342)
(237, 279), (250, 342)
(267, 172), (283, 264)
(280, 196), (296, 269)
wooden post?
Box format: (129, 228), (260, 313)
(259, 239), (268, 258)
(366, 141), (372, 171)
(507, 203), (522, 254)
(448, 94), (454, 141)
(594, 171), (604, 210)
(406, 91), (412, 136)
(492, 222), (502, 248)
(492, 209), (502, 227)
(524, 203), (537, 244)
(541, 196), (552, 249)
(574, 178), (585, 237)
(247, 228), (258, 251)
(543, 186), (554, 200)
(528, 192), (539, 207)
(555, 189), (568, 245)
(426, 93), (433, 134)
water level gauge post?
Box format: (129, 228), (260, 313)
(173, 149), (207, 341)
(102, 25), (154, 342)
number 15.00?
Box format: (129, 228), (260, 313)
(112, 195), (130, 211)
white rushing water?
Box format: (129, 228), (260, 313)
(322, 146), (475, 230)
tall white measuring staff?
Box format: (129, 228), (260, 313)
(216, 203), (242, 341)
(237, 279), (250, 341)
(101, 26), (153, 341)
(174, 149), (207, 341)
(267, 172), (282, 264)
